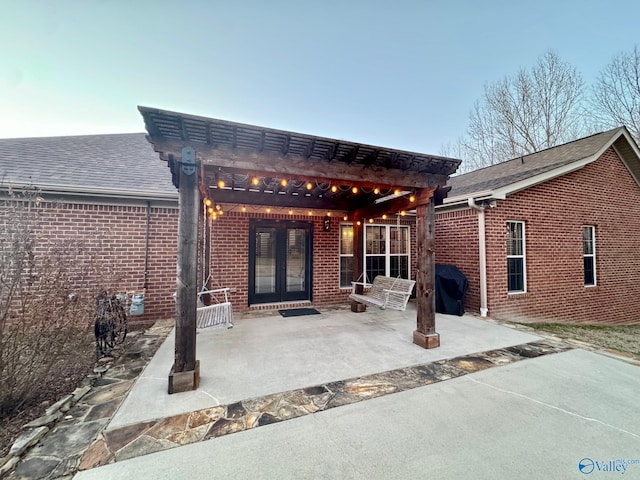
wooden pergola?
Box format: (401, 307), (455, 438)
(138, 106), (461, 393)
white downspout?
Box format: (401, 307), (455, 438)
(468, 198), (488, 317)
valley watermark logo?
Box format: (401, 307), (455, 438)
(578, 457), (640, 475)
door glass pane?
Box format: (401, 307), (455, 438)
(286, 228), (306, 292)
(255, 228), (276, 294)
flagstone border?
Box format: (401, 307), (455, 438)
(79, 339), (572, 469)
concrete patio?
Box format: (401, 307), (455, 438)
(31, 303), (637, 480)
(108, 305), (541, 428)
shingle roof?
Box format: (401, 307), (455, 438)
(0, 133), (176, 199)
(448, 127), (625, 199)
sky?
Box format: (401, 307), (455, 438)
(1, 0), (639, 156)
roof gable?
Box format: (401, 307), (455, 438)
(445, 127), (640, 204)
(0, 133), (177, 200)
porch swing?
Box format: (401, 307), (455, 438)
(196, 283), (233, 329)
(195, 203), (233, 329)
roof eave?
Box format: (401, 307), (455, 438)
(0, 183), (178, 202)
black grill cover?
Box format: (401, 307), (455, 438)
(435, 264), (469, 316)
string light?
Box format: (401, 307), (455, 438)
(394, 188), (401, 196)
(326, 212), (331, 216)
(289, 210), (293, 215)
(215, 205), (221, 210)
(281, 179), (288, 187)
(207, 207), (214, 214)
(382, 214), (387, 220)
(241, 207), (246, 212)
(343, 215), (348, 221)
(409, 194), (416, 202)
(205, 199), (212, 207)
(400, 211), (406, 216)
(331, 185), (338, 193)
(352, 186), (359, 194)
(306, 182), (313, 190)
(308, 211), (312, 216)
(356, 220), (361, 226)
(252, 178), (259, 186)
(266, 208), (271, 213)
(374, 187), (380, 194)
(368, 218), (374, 223)
(218, 180), (225, 188)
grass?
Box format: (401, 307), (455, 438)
(522, 323), (640, 356)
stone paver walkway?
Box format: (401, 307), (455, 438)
(3, 320), (173, 480)
(76, 339), (571, 471)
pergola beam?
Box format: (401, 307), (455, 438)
(209, 187), (367, 211)
(150, 139), (447, 189)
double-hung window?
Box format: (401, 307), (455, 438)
(339, 224), (354, 288)
(506, 221), (526, 293)
(365, 225), (410, 281)
(583, 226), (596, 286)
(339, 224), (411, 286)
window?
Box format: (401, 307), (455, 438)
(365, 225), (410, 281)
(506, 221), (526, 293)
(583, 226), (596, 286)
(339, 224), (354, 287)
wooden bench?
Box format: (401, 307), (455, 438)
(349, 275), (416, 311)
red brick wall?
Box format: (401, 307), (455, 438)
(435, 208), (480, 312)
(209, 211), (417, 312)
(439, 148), (640, 325)
(34, 202), (178, 324)
(18, 199), (423, 321)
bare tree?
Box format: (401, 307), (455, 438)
(591, 45), (640, 144)
(450, 51), (586, 172)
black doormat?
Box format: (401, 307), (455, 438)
(278, 308), (321, 317)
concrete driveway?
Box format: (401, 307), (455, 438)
(73, 307), (640, 479)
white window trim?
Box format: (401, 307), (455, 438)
(339, 223), (354, 289)
(583, 225), (597, 287)
(507, 221), (527, 294)
(364, 224), (411, 280)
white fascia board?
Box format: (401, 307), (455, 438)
(440, 190), (505, 208)
(612, 129), (640, 186)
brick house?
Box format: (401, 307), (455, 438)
(0, 133), (179, 324)
(1, 116), (459, 341)
(435, 127), (640, 324)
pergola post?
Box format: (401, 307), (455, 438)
(413, 199), (440, 348)
(168, 146), (200, 393)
